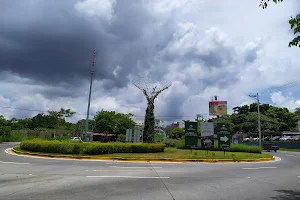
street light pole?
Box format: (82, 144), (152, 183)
(85, 50), (96, 141)
(249, 93), (262, 147)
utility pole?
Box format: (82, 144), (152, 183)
(249, 93), (262, 147)
(85, 50), (96, 141)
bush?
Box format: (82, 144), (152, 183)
(176, 140), (185, 149)
(176, 142), (262, 153)
(230, 144), (262, 153)
(164, 138), (177, 147)
(20, 140), (165, 155)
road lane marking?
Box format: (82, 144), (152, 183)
(109, 166), (162, 169)
(242, 167), (277, 170)
(297, 176), (300, 178)
(0, 161), (30, 165)
(86, 176), (169, 179)
(287, 155), (298, 157)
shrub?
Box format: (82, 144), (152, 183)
(164, 138), (177, 147)
(176, 140), (185, 149)
(20, 140), (165, 155)
(175, 143), (262, 153)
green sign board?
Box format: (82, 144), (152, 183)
(184, 121), (198, 148)
(215, 123), (231, 149)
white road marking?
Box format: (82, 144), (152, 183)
(109, 166), (162, 169)
(287, 155), (298, 157)
(86, 176), (169, 179)
(242, 167), (277, 170)
(0, 161), (30, 165)
(297, 176), (300, 178)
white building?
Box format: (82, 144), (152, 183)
(135, 119), (166, 136)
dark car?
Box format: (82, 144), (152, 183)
(262, 143), (279, 152)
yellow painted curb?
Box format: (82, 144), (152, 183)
(11, 147), (275, 163)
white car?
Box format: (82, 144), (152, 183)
(279, 136), (292, 141)
(70, 137), (82, 142)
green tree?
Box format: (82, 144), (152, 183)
(48, 108), (76, 138)
(260, 0), (300, 47)
(167, 127), (184, 139)
(93, 110), (135, 135)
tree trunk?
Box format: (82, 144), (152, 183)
(143, 102), (155, 143)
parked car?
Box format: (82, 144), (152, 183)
(279, 136), (292, 141)
(263, 136), (272, 141)
(70, 137), (82, 142)
(271, 136), (281, 141)
(262, 143), (279, 152)
(291, 135), (300, 141)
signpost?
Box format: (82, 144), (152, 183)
(200, 122), (214, 149)
(184, 121), (198, 148)
(215, 123), (231, 149)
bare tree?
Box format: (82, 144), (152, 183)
(133, 76), (171, 143)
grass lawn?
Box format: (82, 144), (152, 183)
(14, 146), (272, 160)
(280, 148), (300, 152)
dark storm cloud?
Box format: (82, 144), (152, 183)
(0, 0), (176, 97)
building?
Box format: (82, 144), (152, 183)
(135, 119), (166, 136)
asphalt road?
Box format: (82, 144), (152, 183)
(0, 143), (299, 200)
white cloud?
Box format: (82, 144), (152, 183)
(75, 0), (116, 21)
(271, 92), (300, 111)
(2, 0), (300, 126)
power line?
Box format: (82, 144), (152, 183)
(259, 79), (300, 96)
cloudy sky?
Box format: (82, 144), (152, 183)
(1, 0), (300, 124)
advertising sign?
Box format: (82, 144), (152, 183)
(200, 122), (214, 137)
(200, 122), (214, 148)
(184, 121), (198, 148)
(209, 101), (227, 116)
(215, 123), (231, 149)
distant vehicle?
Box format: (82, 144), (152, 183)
(262, 143), (279, 152)
(279, 136), (292, 141)
(243, 138), (250, 142)
(70, 137), (82, 142)
(263, 136), (271, 141)
(291, 135), (300, 141)
(271, 136), (281, 141)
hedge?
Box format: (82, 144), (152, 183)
(20, 139), (165, 155)
(176, 142), (262, 153)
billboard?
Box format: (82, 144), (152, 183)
(200, 122), (214, 137)
(200, 122), (214, 148)
(209, 101), (227, 116)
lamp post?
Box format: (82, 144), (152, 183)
(249, 93), (261, 147)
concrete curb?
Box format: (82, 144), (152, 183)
(11, 147), (275, 163)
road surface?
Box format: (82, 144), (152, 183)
(0, 142), (299, 200)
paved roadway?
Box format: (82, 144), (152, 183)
(0, 143), (299, 200)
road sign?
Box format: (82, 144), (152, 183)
(184, 121), (198, 148)
(215, 123), (231, 149)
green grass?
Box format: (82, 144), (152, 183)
(280, 148), (300, 152)
(13, 146), (272, 160)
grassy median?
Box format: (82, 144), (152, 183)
(13, 146), (273, 161)
(280, 148), (300, 152)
